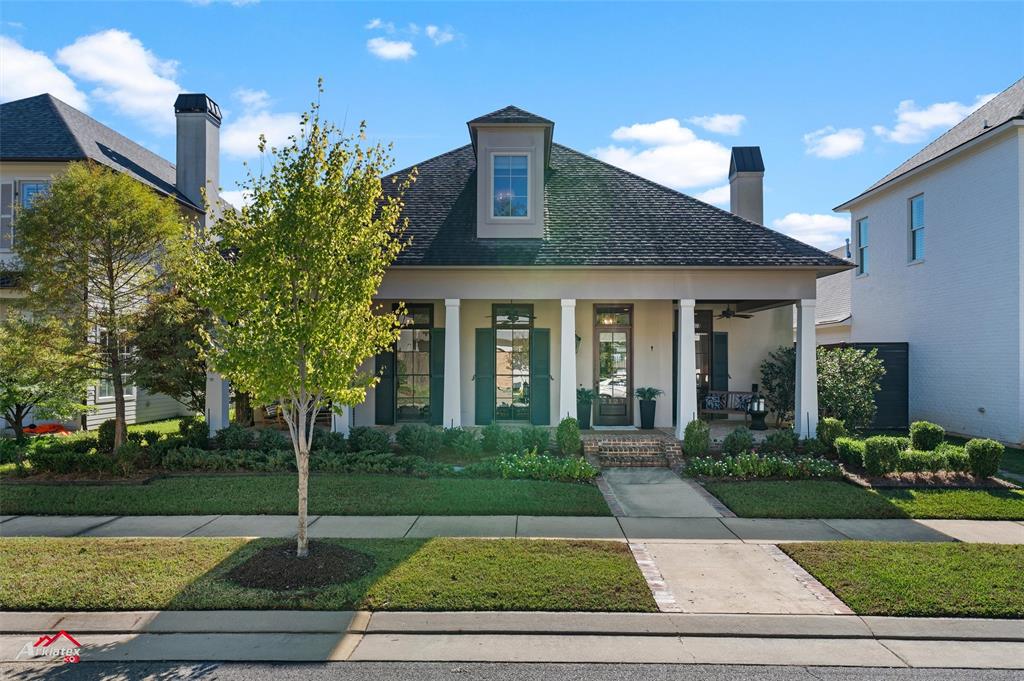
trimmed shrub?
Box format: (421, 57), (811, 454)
(834, 437), (866, 467)
(896, 449), (946, 473)
(213, 423), (256, 450)
(481, 423), (504, 453)
(816, 417), (847, 451)
(257, 428), (291, 451)
(347, 426), (390, 454)
(760, 428), (798, 455)
(445, 427), (482, 458)
(178, 416), (209, 448)
(555, 417), (581, 456)
(863, 436), (903, 476)
(800, 437), (828, 457)
(141, 430), (163, 447)
(687, 453), (840, 479)
(310, 428), (347, 453)
(683, 420), (710, 457)
(936, 442), (969, 472)
(520, 425), (550, 455)
(722, 426), (755, 455)
(910, 421), (945, 452)
(395, 424), (444, 457)
(492, 448), (599, 483)
(113, 441), (147, 476)
(97, 419), (116, 453)
(494, 428), (524, 457)
(966, 438), (1004, 478)
(0, 438), (20, 464)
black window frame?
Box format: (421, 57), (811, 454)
(492, 303), (534, 421)
(393, 303), (434, 422)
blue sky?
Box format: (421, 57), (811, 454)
(2, 1), (1022, 250)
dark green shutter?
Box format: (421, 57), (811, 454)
(530, 328), (551, 426)
(429, 328), (445, 426)
(474, 328), (495, 425)
(374, 350), (395, 425)
(712, 332), (729, 391)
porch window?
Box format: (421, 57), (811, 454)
(856, 218), (869, 275)
(492, 154), (529, 218)
(395, 303), (433, 421)
(493, 303), (533, 421)
(909, 195), (924, 261)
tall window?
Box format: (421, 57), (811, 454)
(493, 303), (533, 421)
(856, 218), (869, 275)
(909, 194), (924, 261)
(96, 330), (135, 400)
(395, 304), (433, 421)
(492, 154), (529, 218)
(1, 180), (49, 250)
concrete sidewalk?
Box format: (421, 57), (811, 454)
(2, 611), (1022, 667)
(3, 513), (1023, 543)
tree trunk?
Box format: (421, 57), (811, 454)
(111, 349), (126, 452)
(235, 391), (254, 427)
(296, 448), (309, 558)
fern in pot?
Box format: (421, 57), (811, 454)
(635, 387), (664, 430)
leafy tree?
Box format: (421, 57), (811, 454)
(183, 83), (414, 558)
(14, 162), (187, 451)
(0, 316), (94, 443)
(817, 346), (886, 430)
(132, 289), (208, 413)
(760, 345), (887, 430)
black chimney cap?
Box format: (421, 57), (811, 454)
(729, 146), (764, 178)
(174, 94), (222, 122)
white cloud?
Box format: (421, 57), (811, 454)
(367, 37), (416, 61)
(425, 24), (455, 46)
(592, 118), (730, 190)
(694, 184), (730, 207)
(56, 29), (181, 133)
(873, 93), (997, 144)
(218, 190), (249, 209)
(771, 213), (849, 250)
(220, 88), (300, 159)
(803, 126), (865, 159)
(0, 36), (88, 109)
(365, 18), (395, 32)
(687, 113), (745, 136)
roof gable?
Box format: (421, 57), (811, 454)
(0, 94), (197, 209)
(385, 142), (849, 269)
(467, 105), (554, 126)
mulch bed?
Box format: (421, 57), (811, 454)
(226, 541), (376, 591)
(841, 466), (1018, 490)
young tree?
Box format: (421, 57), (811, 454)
(759, 346), (796, 426)
(132, 289), (208, 413)
(0, 316), (94, 443)
(184, 84), (414, 558)
(14, 163), (187, 451)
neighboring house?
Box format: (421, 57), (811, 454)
(814, 244), (853, 344)
(0, 92), (222, 430)
(269, 106), (849, 439)
(833, 77), (1024, 445)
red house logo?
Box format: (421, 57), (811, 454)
(17, 630), (81, 663)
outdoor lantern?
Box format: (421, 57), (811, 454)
(749, 395), (768, 431)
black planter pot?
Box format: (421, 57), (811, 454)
(577, 401), (592, 430)
(639, 399), (656, 429)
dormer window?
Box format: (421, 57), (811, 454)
(492, 153), (529, 218)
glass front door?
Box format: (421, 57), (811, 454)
(594, 305), (632, 426)
(494, 304), (533, 421)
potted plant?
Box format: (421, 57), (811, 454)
(635, 387), (664, 430)
(576, 387), (595, 430)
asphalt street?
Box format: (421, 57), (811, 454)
(2, 662), (1019, 681)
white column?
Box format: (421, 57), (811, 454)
(331, 405), (352, 437)
(443, 298), (462, 427)
(675, 299), (699, 440)
(559, 299), (578, 421)
(795, 299), (819, 438)
(205, 370), (230, 436)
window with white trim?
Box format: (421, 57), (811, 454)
(492, 154), (529, 218)
(96, 329), (135, 400)
(856, 217), (869, 275)
(909, 194), (924, 261)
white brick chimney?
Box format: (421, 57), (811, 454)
(174, 93), (221, 228)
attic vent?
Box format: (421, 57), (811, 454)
(982, 118), (989, 129)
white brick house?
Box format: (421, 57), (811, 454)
(834, 77), (1024, 445)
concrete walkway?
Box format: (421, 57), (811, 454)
(600, 468), (725, 518)
(3, 513), (1023, 543)
(3, 611), (1022, 667)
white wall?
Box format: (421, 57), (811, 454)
(817, 324), (852, 345)
(845, 128), (1023, 443)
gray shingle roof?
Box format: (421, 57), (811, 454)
(840, 77), (1024, 207)
(467, 105), (554, 126)
(0, 94), (199, 209)
(815, 246), (852, 325)
(385, 143), (850, 269)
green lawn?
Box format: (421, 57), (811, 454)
(704, 480), (1024, 519)
(0, 473), (610, 516)
(0, 537), (655, 612)
(127, 418), (186, 435)
(783, 542), (1024, 618)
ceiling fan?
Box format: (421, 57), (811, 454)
(716, 304), (753, 320)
